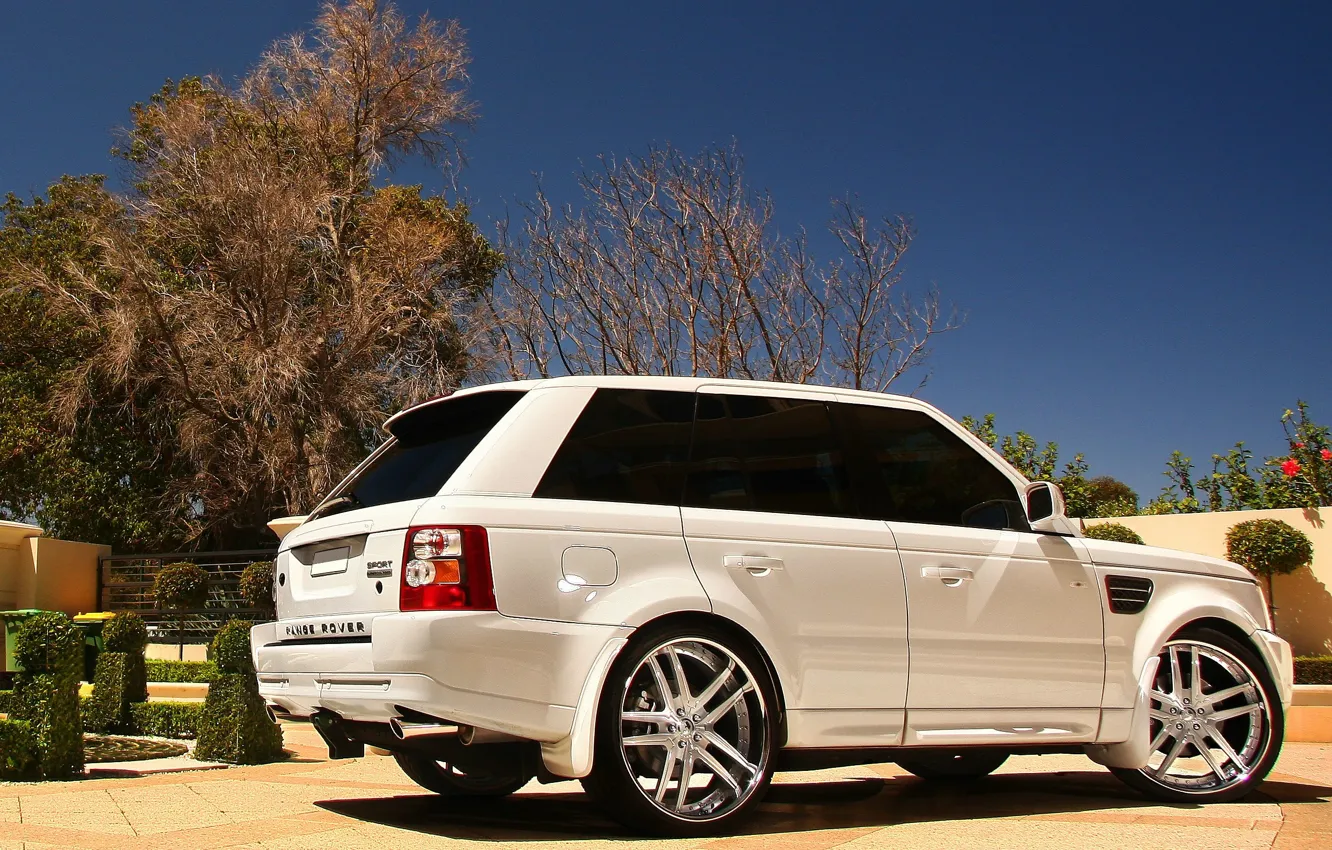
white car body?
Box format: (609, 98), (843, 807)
(253, 376), (1292, 786)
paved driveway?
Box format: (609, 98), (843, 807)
(1, 724), (1329, 849)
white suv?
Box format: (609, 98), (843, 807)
(253, 376), (1293, 835)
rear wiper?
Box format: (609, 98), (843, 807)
(308, 494), (361, 522)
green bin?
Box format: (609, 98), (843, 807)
(0, 609), (45, 673)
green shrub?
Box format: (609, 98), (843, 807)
(1226, 519), (1314, 578)
(240, 560), (275, 611)
(14, 674), (83, 778)
(103, 612), (149, 654)
(130, 701), (203, 739)
(1084, 522), (1145, 545)
(85, 652), (132, 733)
(153, 561), (210, 609)
(145, 660), (218, 683)
(12, 613), (83, 778)
(1295, 656), (1332, 685)
(211, 619), (255, 673)
(194, 621), (282, 763)
(0, 689), (13, 715)
(14, 611), (83, 678)
(0, 719), (41, 780)
(194, 675), (284, 763)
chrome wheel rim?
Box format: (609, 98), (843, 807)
(617, 637), (770, 821)
(1139, 639), (1273, 793)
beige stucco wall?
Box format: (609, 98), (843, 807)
(1085, 508), (1332, 656)
(0, 521), (44, 610)
(0, 522), (107, 616)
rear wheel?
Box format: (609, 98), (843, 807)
(1110, 627), (1283, 803)
(896, 750), (1009, 780)
(392, 752), (530, 797)
(581, 623), (779, 836)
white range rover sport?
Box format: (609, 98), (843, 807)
(254, 376), (1293, 836)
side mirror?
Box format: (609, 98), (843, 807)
(1025, 481), (1077, 535)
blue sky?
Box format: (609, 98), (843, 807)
(2, 1), (1330, 503)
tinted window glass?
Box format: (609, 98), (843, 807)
(325, 391), (526, 513)
(685, 395), (854, 517)
(835, 403), (1026, 530)
(535, 389), (694, 505)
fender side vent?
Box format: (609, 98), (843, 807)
(1106, 575), (1153, 614)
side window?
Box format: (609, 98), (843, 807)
(834, 402), (1028, 531)
(534, 388), (694, 505)
(684, 394), (855, 518)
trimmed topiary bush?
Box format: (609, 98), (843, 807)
(1226, 518), (1314, 632)
(145, 660), (218, 683)
(1084, 522), (1145, 545)
(194, 620), (283, 764)
(130, 701), (203, 739)
(0, 718), (41, 780)
(153, 561), (210, 610)
(0, 690), (14, 715)
(239, 560), (275, 613)
(1295, 656), (1332, 685)
(85, 653), (132, 733)
(12, 612), (84, 778)
(102, 612), (149, 703)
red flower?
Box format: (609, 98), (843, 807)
(1295, 442), (1306, 449)
(1323, 449), (1332, 461)
(1282, 458), (1302, 477)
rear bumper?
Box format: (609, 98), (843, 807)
(252, 612), (629, 743)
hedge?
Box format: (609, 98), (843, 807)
(1295, 656), (1332, 685)
(145, 660), (218, 683)
(0, 719), (41, 780)
(1084, 522), (1145, 545)
(0, 689), (13, 715)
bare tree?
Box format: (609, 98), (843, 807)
(484, 142), (957, 391)
(12, 0), (499, 546)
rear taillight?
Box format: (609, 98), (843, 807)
(400, 525), (496, 611)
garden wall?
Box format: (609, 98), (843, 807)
(1085, 507), (1332, 655)
(0, 522), (107, 615)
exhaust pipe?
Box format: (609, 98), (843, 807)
(389, 716), (460, 741)
(459, 725), (525, 746)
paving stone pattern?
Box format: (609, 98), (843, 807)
(0, 724), (1328, 849)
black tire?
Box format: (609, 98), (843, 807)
(1110, 626), (1284, 804)
(580, 621), (781, 837)
(895, 750), (1009, 780)
(392, 751), (530, 797)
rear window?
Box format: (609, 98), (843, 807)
(325, 391), (526, 512)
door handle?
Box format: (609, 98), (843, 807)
(724, 555), (785, 575)
(922, 566), (973, 586)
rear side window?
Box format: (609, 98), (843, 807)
(685, 394), (854, 517)
(328, 391), (526, 512)
(535, 388), (695, 505)
(834, 402), (1026, 530)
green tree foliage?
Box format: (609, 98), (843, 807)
(960, 414), (1136, 518)
(1083, 522), (1145, 545)
(1225, 518), (1314, 631)
(0, 1), (500, 549)
(239, 560), (275, 612)
(0, 177), (181, 547)
(152, 562), (209, 610)
(1146, 401), (1332, 513)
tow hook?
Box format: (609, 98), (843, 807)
(310, 709), (365, 759)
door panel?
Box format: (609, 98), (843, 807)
(683, 507), (908, 714)
(894, 522), (1104, 711)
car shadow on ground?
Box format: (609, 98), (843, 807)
(316, 769), (1332, 842)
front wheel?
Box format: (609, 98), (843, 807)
(581, 623), (780, 836)
(1110, 627), (1284, 803)
(392, 752), (531, 797)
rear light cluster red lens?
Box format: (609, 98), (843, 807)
(400, 525), (496, 611)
